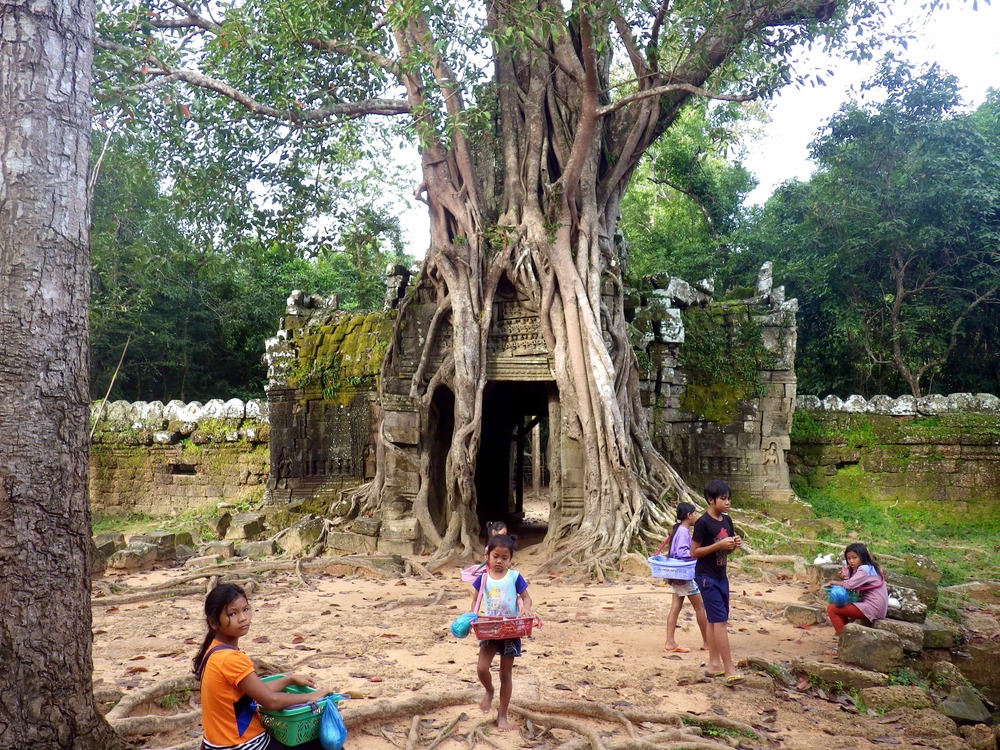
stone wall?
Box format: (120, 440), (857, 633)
(89, 399), (270, 514)
(789, 393), (1000, 515)
(633, 263), (799, 507)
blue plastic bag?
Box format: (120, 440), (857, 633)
(826, 585), (850, 607)
(449, 611), (478, 638)
(319, 695), (347, 750)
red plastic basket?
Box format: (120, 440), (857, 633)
(472, 615), (535, 640)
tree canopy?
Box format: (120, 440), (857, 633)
(89, 137), (412, 401)
(750, 59), (1000, 397)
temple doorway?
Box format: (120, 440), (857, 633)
(474, 380), (552, 531)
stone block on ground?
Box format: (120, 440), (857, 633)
(226, 512), (265, 541)
(350, 517), (381, 537)
(808, 563), (843, 585)
(380, 518), (420, 542)
(878, 709), (958, 739)
(928, 661), (967, 692)
(203, 540), (236, 559)
(131, 531), (177, 560)
(326, 531), (378, 555)
(213, 512), (232, 539)
(785, 604), (826, 627)
(93, 532), (126, 551)
(93, 538), (120, 560)
(887, 584), (928, 623)
(184, 554), (224, 569)
(789, 659), (888, 691)
(839, 622), (904, 673)
(279, 517), (325, 557)
(902, 554), (943, 584)
(886, 571), (938, 608)
(618, 553), (649, 576)
(922, 614), (961, 649)
(860, 685), (933, 712)
(376, 538), (422, 556)
(938, 685), (991, 725)
(873, 618), (924, 653)
(959, 725), (995, 750)
(107, 542), (158, 571)
(237, 539), (277, 557)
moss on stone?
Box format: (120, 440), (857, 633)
(287, 310), (394, 403)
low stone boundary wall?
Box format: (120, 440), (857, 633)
(789, 393), (1000, 514)
(90, 399), (270, 514)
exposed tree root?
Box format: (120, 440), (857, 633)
(406, 714), (423, 750)
(426, 711), (466, 750)
(510, 705), (608, 750)
(93, 557), (405, 607)
(406, 558), (437, 580)
(105, 676), (197, 723)
(341, 689), (480, 727)
(92, 585), (209, 607)
(105, 675), (200, 737)
(375, 588), (452, 611)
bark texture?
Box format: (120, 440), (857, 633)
(0, 0), (128, 746)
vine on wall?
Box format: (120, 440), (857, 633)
(678, 305), (776, 423)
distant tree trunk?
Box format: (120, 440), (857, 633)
(0, 1), (129, 747)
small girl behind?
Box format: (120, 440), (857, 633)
(471, 534), (533, 732)
(662, 502), (709, 653)
(194, 583), (331, 750)
(825, 542), (888, 635)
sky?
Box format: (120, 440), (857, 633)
(398, 0), (1000, 253)
(743, 0), (1000, 203)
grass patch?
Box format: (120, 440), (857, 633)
(91, 498), (256, 540)
(791, 479), (1000, 586)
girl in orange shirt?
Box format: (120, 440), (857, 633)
(193, 583), (332, 750)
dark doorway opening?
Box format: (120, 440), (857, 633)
(474, 381), (551, 531)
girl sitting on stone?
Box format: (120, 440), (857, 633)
(825, 542), (888, 635)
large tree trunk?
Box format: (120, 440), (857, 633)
(363, 0), (836, 572)
(0, 2), (128, 747)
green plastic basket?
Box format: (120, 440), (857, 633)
(258, 675), (343, 747)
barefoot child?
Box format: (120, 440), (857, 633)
(824, 542), (888, 635)
(194, 583), (332, 750)
(690, 480), (744, 685)
(663, 502), (709, 654)
(471, 534), (533, 731)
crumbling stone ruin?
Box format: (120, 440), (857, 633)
(261, 263), (800, 553)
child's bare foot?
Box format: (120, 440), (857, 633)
(479, 690), (493, 713)
(497, 713), (515, 732)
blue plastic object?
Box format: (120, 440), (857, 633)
(826, 585), (850, 607)
(319, 695), (347, 750)
(450, 611), (478, 638)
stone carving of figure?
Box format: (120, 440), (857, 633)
(762, 441), (779, 465)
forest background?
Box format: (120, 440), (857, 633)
(89, 3), (1000, 406)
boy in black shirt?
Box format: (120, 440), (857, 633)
(690, 479), (743, 684)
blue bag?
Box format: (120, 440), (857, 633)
(826, 585), (850, 607)
(319, 695), (347, 750)
(450, 611), (478, 638)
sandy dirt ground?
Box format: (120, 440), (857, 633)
(91, 517), (976, 750)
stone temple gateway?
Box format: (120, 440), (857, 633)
(263, 263), (799, 554)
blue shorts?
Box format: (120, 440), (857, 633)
(696, 574), (729, 623)
(479, 638), (522, 657)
